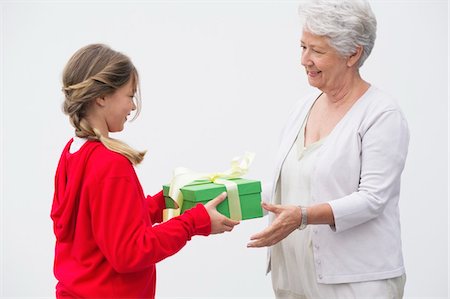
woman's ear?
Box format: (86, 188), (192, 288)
(347, 45), (363, 67)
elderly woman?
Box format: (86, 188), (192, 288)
(248, 1), (409, 298)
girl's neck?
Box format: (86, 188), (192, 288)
(85, 116), (109, 138)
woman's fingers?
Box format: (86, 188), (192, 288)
(248, 205), (301, 247)
(249, 225), (273, 241)
(247, 224), (279, 247)
(261, 201), (281, 214)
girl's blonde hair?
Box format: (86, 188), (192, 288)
(62, 44), (145, 165)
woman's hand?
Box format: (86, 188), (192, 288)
(204, 192), (240, 234)
(247, 202), (301, 248)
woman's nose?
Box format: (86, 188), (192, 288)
(301, 51), (310, 67)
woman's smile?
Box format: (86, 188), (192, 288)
(307, 70), (322, 77)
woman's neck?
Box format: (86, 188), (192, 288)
(323, 75), (369, 109)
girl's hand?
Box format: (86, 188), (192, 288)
(247, 202), (301, 247)
(204, 192), (240, 234)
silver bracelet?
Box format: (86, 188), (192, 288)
(297, 206), (308, 230)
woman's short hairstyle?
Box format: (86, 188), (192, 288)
(298, 0), (377, 68)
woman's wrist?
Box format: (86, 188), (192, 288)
(303, 203), (335, 226)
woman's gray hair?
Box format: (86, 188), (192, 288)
(298, 0), (377, 68)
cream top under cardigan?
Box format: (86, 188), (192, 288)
(271, 113), (325, 294)
(266, 86), (410, 284)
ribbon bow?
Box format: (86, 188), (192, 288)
(165, 152), (255, 221)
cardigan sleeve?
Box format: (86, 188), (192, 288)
(328, 109), (409, 232)
(88, 156), (211, 273)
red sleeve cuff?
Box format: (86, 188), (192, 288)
(146, 191), (166, 223)
(153, 190), (166, 208)
(182, 204), (211, 236)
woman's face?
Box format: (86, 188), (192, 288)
(300, 30), (348, 92)
(103, 79), (137, 133)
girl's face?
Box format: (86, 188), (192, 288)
(102, 80), (137, 133)
(300, 30), (349, 93)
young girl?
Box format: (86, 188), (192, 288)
(51, 44), (239, 298)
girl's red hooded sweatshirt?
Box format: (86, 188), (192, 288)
(51, 139), (211, 298)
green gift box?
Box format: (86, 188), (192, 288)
(163, 178), (263, 220)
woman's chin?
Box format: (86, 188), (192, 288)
(307, 80), (320, 89)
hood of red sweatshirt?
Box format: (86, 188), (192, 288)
(51, 139), (102, 242)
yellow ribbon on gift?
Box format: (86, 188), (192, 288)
(164, 152), (255, 221)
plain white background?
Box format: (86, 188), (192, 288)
(1, 0), (448, 298)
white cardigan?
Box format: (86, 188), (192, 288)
(267, 86), (409, 284)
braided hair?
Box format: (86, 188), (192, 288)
(62, 44), (145, 165)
